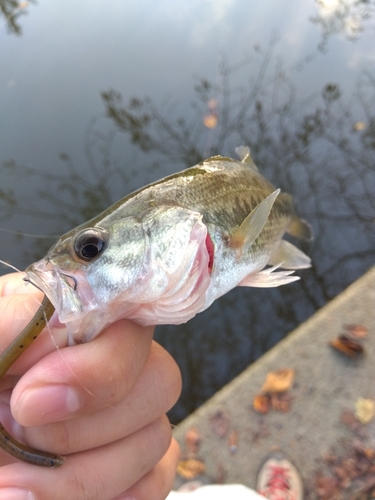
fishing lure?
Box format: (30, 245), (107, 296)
(0, 295), (64, 466)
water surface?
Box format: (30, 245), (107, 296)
(1, 0), (374, 421)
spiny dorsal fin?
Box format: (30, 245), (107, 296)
(235, 146), (258, 171)
(230, 189), (280, 253)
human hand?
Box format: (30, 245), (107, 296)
(0, 272), (181, 500)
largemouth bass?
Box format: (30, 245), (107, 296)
(26, 146), (312, 345)
(0, 147), (312, 467)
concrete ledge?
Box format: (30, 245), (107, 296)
(173, 266), (375, 489)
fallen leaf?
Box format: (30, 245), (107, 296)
(177, 459), (206, 480)
(330, 335), (364, 358)
(185, 427), (201, 454)
(251, 420), (270, 442)
(203, 113), (218, 129)
(344, 324), (368, 338)
(207, 98), (218, 110)
(352, 440), (375, 460)
(316, 475), (339, 499)
(228, 430), (238, 454)
(260, 368), (295, 394)
(209, 409), (230, 437)
(353, 121), (366, 131)
(355, 397), (375, 424)
(341, 410), (360, 430)
(340, 410), (367, 438)
(253, 394), (270, 414)
(270, 392), (292, 412)
(312, 417), (375, 499)
(360, 475), (375, 494)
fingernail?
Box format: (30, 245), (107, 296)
(16, 385), (81, 425)
(0, 488), (35, 500)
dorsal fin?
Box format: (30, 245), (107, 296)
(287, 217), (313, 241)
(280, 193), (313, 241)
(235, 146), (258, 171)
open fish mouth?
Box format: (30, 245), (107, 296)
(25, 260), (89, 325)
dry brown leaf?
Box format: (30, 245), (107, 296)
(209, 409), (230, 437)
(345, 324), (368, 338)
(253, 394), (270, 414)
(355, 397), (375, 424)
(341, 410), (359, 429)
(270, 392), (292, 412)
(203, 113), (218, 129)
(228, 430), (238, 454)
(330, 335), (364, 358)
(185, 427), (201, 454)
(260, 368), (295, 394)
(352, 440), (375, 460)
(353, 121), (366, 131)
(177, 459), (206, 480)
(316, 475), (339, 498)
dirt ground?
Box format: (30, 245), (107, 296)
(172, 267), (375, 499)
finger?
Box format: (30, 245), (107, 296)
(0, 273), (38, 297)
(9, 341), (181, 455)
(0, 416), (172, 500)
(115, 437), (180, 500)
(11, 319), (155, 427)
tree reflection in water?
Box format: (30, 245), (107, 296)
(1, 34), (374, 422)
(0, 0), (36, 36)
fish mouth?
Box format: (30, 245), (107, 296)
(25, 259), (85, 325)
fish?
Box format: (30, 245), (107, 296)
(26, 146), (312, 345)
(0, 147), (312, 467)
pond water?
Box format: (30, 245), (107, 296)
(1, 0), (374, 423)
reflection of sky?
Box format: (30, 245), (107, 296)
(0, 0), (374, 238)
(1, 1), (373, 162)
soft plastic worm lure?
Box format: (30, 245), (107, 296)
(0, 295), (65, 467)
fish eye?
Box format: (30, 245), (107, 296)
(73, 228), (108, 262)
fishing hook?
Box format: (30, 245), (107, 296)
(61, 272), (78, 291)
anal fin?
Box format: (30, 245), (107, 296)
(268, 240), (311, 269)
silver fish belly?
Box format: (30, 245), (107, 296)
(26, 147), (312, 344)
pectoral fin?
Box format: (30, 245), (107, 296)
(239, 264), (300, 288)
(268, 240), (311, 269)
(230, 189), (280, 252)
